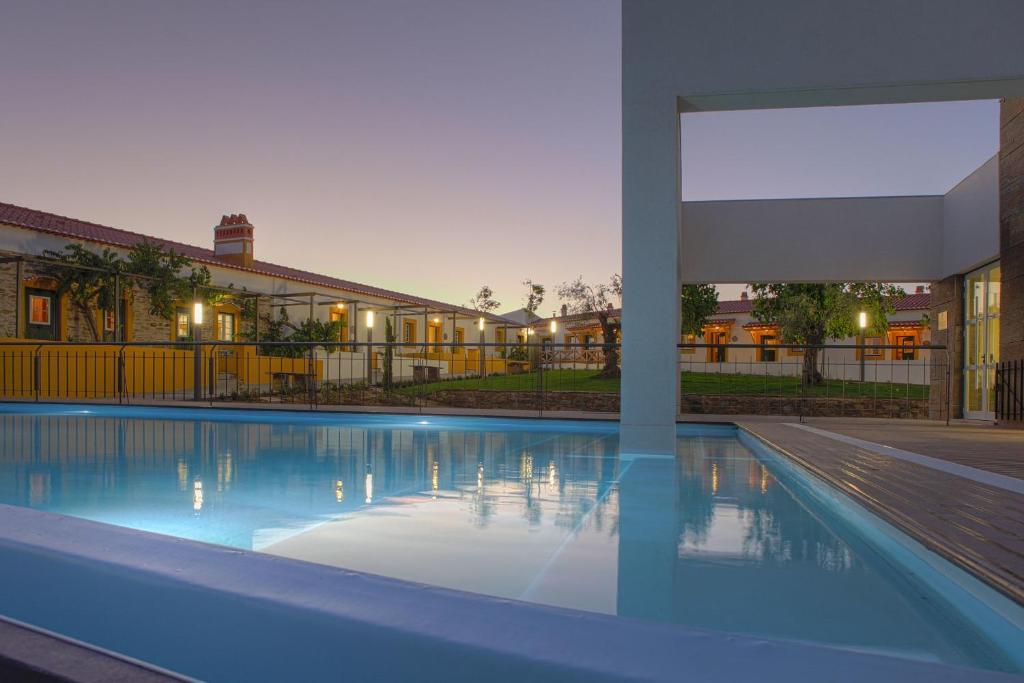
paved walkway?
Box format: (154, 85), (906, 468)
(740, 421), (1024, 605)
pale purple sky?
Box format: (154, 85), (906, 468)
(0, 1), (999, 310)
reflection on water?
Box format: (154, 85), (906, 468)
(0, 411), (1015, 672)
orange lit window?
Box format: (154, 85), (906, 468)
(863, 336), (884, 360)
(103, 310), (116, 332)
(29, 295), (51, 325)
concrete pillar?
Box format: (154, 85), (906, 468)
(928, 276), (963, 420)
(620, 90), (681, 456)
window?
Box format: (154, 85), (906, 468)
(495, 328), (506, 344)
(583, 335), (593, 349)
(216, 312), (236, 342)
(679, 333), (696, 354)
(454, 327), (465, 349)
(705, 330), (728, 362)
(29, 295), (51, 325)
(103, 310), (116, 333)
(329, 309), (349, 345)
(895, 334), (917, 361)
(759, 334), (778, 362)
(863, 336), (884, 360)
(565, 335), (576, 349)
(176, 308), (191, 340)
(403, 320), (416, 344)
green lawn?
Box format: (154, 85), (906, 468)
(398, 369), (929, 399)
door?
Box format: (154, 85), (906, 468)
(964, 263), (1000, 419)
(24, 288), (58, 340)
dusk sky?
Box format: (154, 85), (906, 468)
(0, 1), (1000, 310)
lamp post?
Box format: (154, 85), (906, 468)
(478, 317), (486, 377)
(365, 309), (375, 383)
(858, 310), (867, 383)
(192, 300), (204, 401)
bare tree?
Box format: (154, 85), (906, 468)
(468, 285), (501, 314)
(556, 275), (622, 378)
(522, 279), (545, 318)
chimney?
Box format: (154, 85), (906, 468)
(214, 214), (254, 268)
(560, 304), (568, 317)
(740, 291), (748, 300)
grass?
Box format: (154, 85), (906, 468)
(397, 369), (929, 400)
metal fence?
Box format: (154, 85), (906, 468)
(0, 341), (947, 419)
(995, 360), (1024, 422)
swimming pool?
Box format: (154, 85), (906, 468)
(0, 403), (1021, 677)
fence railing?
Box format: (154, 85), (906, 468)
(677, 342), (947, 420)
(0, 341), (946, 419)
(995, 360), (1024, 422)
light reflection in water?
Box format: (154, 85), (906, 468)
(0, 412), (1015, 673)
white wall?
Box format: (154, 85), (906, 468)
(943, 156), (999, 275)
(680, 196), (944, 283)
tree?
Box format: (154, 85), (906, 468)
(468, 285), (501, 314)
(43, 240), (215, 341)
(681, 284), (719, 337)
(123, 241), (213, 320)
(749, 282), (905, 385)
(382, 316), (396, 391)
(42, 244), (124, 341)
(522, 279), (545, 318)
(252, 307), (341, 357)
(556, 275), (622, 378)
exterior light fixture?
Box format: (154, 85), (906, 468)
(528, 329), (535, 336)
(336, 302), (346, 310)
(433, 317), (440, 324)
(193, 301), (204, 326)
(478, 317), (485, 331)
(366, 310), (375, 327)
(858, 311), (868, 329)
(550, 318), (558, 334)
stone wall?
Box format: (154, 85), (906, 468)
(1001, 98), (1024, 365)
(928, 275), (962, 420)
(423, 389), (927, 419)
(0, 262), (17, 337)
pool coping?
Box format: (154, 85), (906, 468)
(0, 504), (1018, 682)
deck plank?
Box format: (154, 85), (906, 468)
(740, 422), (1024, 605)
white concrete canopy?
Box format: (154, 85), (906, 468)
(622, 1), (1024, 455)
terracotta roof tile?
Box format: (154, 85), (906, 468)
(0, 201), (516, 324)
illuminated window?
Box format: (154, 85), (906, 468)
(176, 308), (191, 340)
(403, 319), (416, 343)
(329, 309), (349, 344)
(29, 295), (51, 325)
(680, 333), (696, 354)
(216, 312), (235, 342)
(759, 334), (778, 362)
(495, 328), (505, 344)
(863, 336), (884, 360)
(895, 334), (917, 361)
(103, 310), (116, 332)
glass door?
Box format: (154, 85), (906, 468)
(964, 262), (1000, 419)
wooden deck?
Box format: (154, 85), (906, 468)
(740, 421), (1024, 605)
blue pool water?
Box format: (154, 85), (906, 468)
(0, 404), (1021, 673)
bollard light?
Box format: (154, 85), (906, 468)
(366, 310), (375, 327)
(478, 317), (485, 332)
(858, 311), (868, 330)
(193, 301), (204, 326)
(550, 318), (558, 334)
